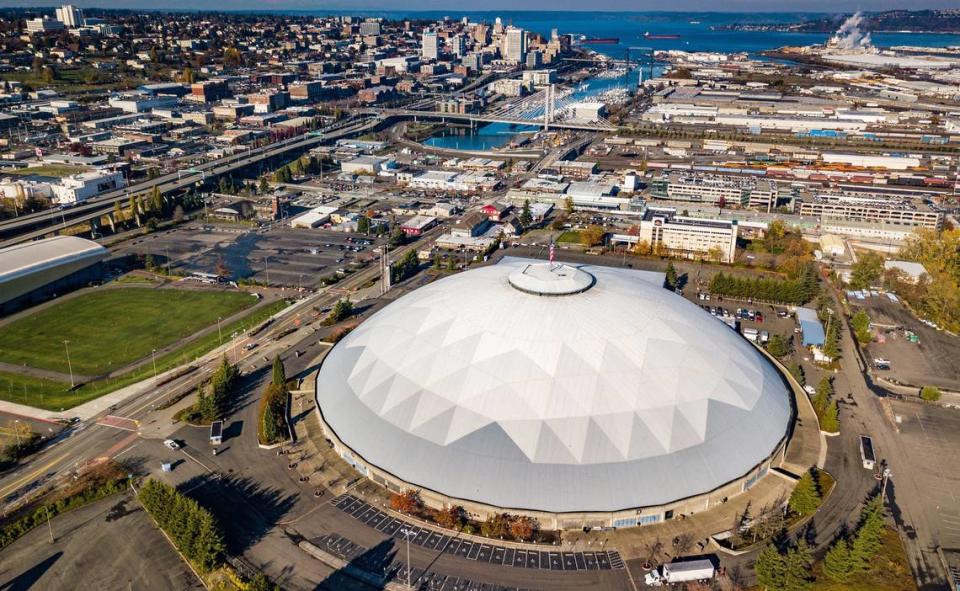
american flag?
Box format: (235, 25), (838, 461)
(548, 241), (555, 264)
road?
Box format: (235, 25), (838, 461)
(826, 289), (953, 589)
(0, 117), (379, 248)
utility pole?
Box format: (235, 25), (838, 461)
(46, 506), (54, 543)
(63, 340), (74, 388)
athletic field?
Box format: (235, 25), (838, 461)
(0, 287), (255, 376)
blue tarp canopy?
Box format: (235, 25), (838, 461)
(795, 307), (825, 347)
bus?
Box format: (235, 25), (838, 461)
(859, 435), (876, 470)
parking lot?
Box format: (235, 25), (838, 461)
(332, 495), (624, 574)
(115, 223), (381, 289)
(315, 532), (540, 591)
(888, 400), (960, 551)
(853, 293), (960, 391)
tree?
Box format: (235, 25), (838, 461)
(788, 470), (822, 517)
(782, 540), (814, 591)
(812, 376), (832, 416)
(850, 495), (885, 570)
(436, 505), (465, 530)
(519, 200), (532, 227)
(390, 489), (422, 515)
(258, 176), (270, 194)
(754, 544), (785, 590)
(664, 262), (678, 290)
(271, 355), (286, 387)
(328, 298), (354, 324)
(820, 401), (840, 433)
(823, 539), (855, 582)
(509, 516), (538, 541)
(480, 513), (512, 539)
(356, 216), (370, 234)
(206, 356), (238, 422)
(920, 385), (941, 401)
(150, 186), (163, 214)
(767, 334), (790, 358)
(849, 252), (884, 290)
(580, 225), (605, 247)
(564, 196), (574, 214)
(788, 362), (805, 387)
(113, 200), (124, 223)
(851, 310), (871, 344)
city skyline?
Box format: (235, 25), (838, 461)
(2, 1), (960, 12)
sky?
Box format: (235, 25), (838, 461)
(2, 1), (959, 12)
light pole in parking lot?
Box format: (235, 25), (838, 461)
(399, 527), (414, 588)
(63, 340), (74, 388)
(881, 468), (893, 502)
(264, 256), (271, 285)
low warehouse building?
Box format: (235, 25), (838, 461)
(0, 236), (108, 314)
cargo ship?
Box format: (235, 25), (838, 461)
(644, 32), (681, 39)
(582, 37), (619, 44)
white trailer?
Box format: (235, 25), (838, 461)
(645, 559), (716, 586)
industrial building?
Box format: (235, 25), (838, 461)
(0, 236), (108, 314)
(315, 258), (793, 528)
(796, 193), (942, 233)
(651, 173), (776, 209)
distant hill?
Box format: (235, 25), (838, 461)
(716, 10), (960, 35)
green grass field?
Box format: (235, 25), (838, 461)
(3, 165), (91, 178)
(0, 288), (256, 377)
(0, 300), (288, 411)
(555, 230), (583, 244)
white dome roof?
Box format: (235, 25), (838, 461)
(317, 258), (792, 513)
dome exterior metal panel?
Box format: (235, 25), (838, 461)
(317, 258), (792, 513)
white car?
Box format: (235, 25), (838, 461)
(163, 439), (180, 450)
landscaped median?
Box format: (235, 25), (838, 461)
(0, 296), (288, 411)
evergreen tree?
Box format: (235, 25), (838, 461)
(767, 334), (790, 358)
(519, 200), (532, 227)
(782, 540), (814, 591)
(823, 539), (855, 582)
(820, 401), (840, 433)
(755, 544), (786, 590)
(812, 376), (832, 416)
(788, 471), (822, 516)
(788, 362), (805, 387)
(357, 216), (370, 234)
(151, 186), (164, 214)
(258, 176), (270, 193)
(271, 355), (286, 387)
(665, 262), (678, 290)
(850, 496), (885, 570)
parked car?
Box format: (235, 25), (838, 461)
(163, 439), (180, 450)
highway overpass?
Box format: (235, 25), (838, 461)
(0, 117), (378, 248)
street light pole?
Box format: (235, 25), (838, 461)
(63, 340), (74, 387)
(217, 317), (223, 345)
(881, 468), (892, 503)
(13, 419), (21, 447)
(400, 528), (412, 588)
(151, 348), (158, 379)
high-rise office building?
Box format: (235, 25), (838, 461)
(504, 26), (526, 64)
(450, 35), (466, 57)
(421, 30), (439, 61)
(55, 4), (83, 28)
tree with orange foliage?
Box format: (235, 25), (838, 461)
(389, 489), (423, 515)
(509, 516), (538, 541)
